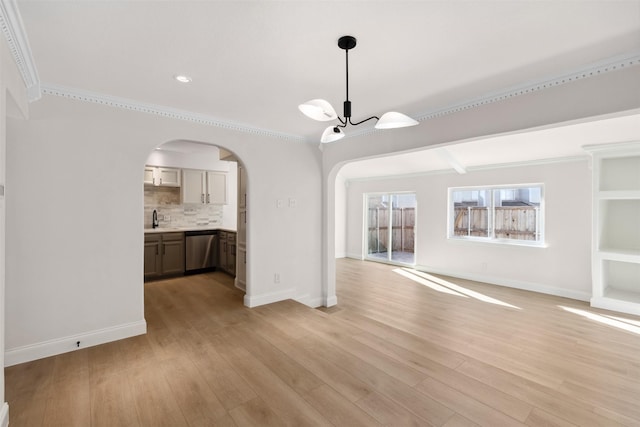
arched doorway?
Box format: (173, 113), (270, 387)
(142, 139), (248, 299)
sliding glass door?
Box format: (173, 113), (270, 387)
(366, 193), (416, 265)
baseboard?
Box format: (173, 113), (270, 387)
(0, 402), (8, 427)
(244, 287), (296, 308)
(294, 294), (323, 308)
(4, 319), (147, 367)
(414, 265), (591, 302)
(591, 297), (640, 316)
(324, 295), (338, 307)
(346, 253), (363, 260)
(335, 252), (347, 259)
(234, 278), (246, 292)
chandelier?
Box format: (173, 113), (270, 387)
(299, 35), (419, 143)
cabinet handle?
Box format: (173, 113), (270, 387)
(159, 178), (163, 185)
(155, 245), (158, 255)
(201, 194), (204, 203)
(244, 252), (246, 264)
(152, 177), (156, 185)
(207, 194), (210, 203)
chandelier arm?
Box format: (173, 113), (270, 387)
(336, 117), (347, 126)
(349, 116), (379, 126)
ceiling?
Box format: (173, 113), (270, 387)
(339, 113), (640, 179)
(12, 1), (640, 173)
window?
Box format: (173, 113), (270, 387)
(449, 185), (543, 245)
(366, 193), (416, 264)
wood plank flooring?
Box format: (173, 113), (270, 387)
(6, 258), (640, 426)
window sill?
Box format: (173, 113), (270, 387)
(447, 236), (548, 248)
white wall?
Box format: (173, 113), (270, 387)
(1, 29), (30, 425)
(345, 159), (592, 300)
(334, 172), (347, 258)
(5, 94), (323, 366)
(321, 65), (640, 306)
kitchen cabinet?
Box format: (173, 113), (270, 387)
(586, 142), (640, 316)
(181, 169), (227, 205)
(144, 232), (185, 280)
(144, 166), (181, 187)
(218, 231), (236, 276)
(238, 164), (247, 209)
(236, 247), (246, 291)
(236, 165), (247, 291)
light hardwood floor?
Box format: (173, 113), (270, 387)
(6, 258), (640, 426)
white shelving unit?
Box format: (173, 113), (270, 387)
(586, 142), (640, 316)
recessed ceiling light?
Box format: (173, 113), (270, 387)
(174, 74), (192, 83)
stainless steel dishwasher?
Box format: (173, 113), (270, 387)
(184, 230), (218, 274)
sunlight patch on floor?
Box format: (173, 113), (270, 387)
(395, 268), (521, 310)
(559, 306), (640, 335)
(393, 268), (468, 297)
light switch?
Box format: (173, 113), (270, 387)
(276, 199), (284, 208)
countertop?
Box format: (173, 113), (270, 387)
(144, 226), (237, 234)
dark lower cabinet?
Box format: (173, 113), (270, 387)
(218, 231), (236, 277)
(144, 232), (185, 281)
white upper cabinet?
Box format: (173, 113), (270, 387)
(158, 168), (181, 187)
(144, 166), (181, 187)
(181, 169), (227, 204)
(144, 167), (155, 185)
(206, 172), (227, 204)
(181, 169), (206, 203)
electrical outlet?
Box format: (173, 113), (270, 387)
(164, 215), (171, 221)
(276, 199), (284, 208)
(288, 198), (297, 208)
(274, 273), (280, 283)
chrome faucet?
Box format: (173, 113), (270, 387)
(152, 209), (159, 228)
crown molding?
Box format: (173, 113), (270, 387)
(41, 84), (305, 142)
(417, 52), (640, 121)
(37, 50), (640, 144)
(1, 0), (638, 143)
(0, 0), (40, 101)
(347, 52), (640, 140)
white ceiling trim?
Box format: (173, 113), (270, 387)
(40, 83), (306, 142)
(0, 0), (40, 101)
(417, 52), (640, 121)
(42, 50), (639, 144)
(435, 148), (467, 175)
(343, 155), (589, 183)
(2, 1), (638, 143)
(347, 52), (640, 140)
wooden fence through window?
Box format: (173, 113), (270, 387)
(368, 207), (415, 254)
(453, 206), (539, 240)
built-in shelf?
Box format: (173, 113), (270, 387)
(600, 155), (640, 192)
(598, 249), (640, 263)
(602, 288), (640, 304)
(586, 142), (640, 316)
(591, 295), (640, 316)
(598, 190), (640, 200)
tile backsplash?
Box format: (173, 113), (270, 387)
(144, 186), (223, 229)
